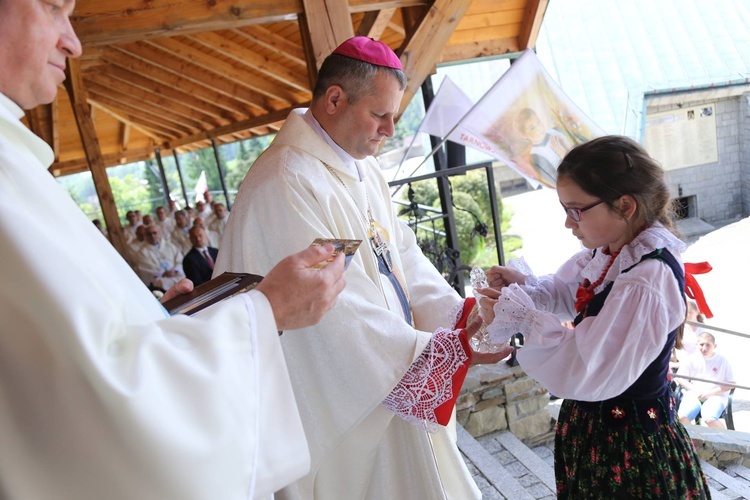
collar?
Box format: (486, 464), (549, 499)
(0, 92), (55, 168)
(302, 109), (364, 180)
(0, 92), (23, 120)
(581, 224), (686, 286)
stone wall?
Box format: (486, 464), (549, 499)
(457, 362), (750, 469)
(457, 361), (555, 447)
(741, 94), (750, 217)
(687, 425), (750, 469)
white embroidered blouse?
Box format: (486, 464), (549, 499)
(488, 224), (687, 402)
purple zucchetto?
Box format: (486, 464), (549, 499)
(331, 36), (403, 70)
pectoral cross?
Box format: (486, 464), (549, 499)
(370, 228), (392, 273)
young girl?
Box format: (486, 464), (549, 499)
(479, 136), (709, 498)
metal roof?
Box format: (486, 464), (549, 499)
(535, 0), (750, 138)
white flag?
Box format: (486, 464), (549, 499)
(194, 170), (208, 203)
(418, 76), (505, 160)
(419, 77), (474, 138)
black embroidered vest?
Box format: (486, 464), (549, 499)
(573, 248), (684, 432)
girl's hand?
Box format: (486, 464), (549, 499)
(486, 266), (527, 288)
(476, 287), (500, 324)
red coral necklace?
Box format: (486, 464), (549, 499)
(574, 249), (620, 313)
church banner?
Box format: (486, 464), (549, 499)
(418, 76), (506, 163)
(419, 49), (604, 188)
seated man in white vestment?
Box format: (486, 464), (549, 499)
(155, 205), (176, 235)
(171, 209), (193, 254)
(0, 2), (349, 499)
(135, 224), (186, 290)
(208, 202), (229, 242)
(122, 209), (140, 244)
(124, 223), (147, 272)
(215, 36), (512, 500)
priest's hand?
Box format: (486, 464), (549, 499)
(160, 278), (194, 303)
(465, 315), (513, 365)
(256, 244), (347, 331)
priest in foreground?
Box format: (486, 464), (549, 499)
(215, 36), (512, 499)
(0, 1), (347, 498)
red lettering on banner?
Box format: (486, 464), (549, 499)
(459, 133), (492, 152)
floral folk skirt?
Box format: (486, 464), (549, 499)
(554, 398), (710, 499)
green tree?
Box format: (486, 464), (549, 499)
(397, 169), (521, 271)
(225, 135), (274, 192)
(143, 160), (165, 214)
(108, 174), (151, 223)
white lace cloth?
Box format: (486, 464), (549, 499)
(382, 327), (469, 432)
(484, 283), (567, 344)
(505, 256), (556, 308)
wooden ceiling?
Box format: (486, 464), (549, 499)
(29, 0), (547, 178)
(24, 0), (547, 255)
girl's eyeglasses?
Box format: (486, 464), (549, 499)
(560, 200), (603, 222)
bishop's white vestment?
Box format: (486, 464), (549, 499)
(215, 109), (481, 500)
(0, 92), (308, 500)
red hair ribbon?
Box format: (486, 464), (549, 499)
(684, 262), (713, 319)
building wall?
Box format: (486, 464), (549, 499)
(648, 95), (747, 225)
(742, 95), (750, 217)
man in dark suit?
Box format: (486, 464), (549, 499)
(182, 226), (219, 286)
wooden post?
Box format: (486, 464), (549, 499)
(64, 59), (129, 258)
(173, 151), (190, 208)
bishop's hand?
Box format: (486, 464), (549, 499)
(465, 315), (513, 365)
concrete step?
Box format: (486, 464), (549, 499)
(458, 426), (537, 499)
(460, 422), (750, 499)
(702, 460), (750, 499)
(458, 426), (555, 499)
(495, 430), (556, 492)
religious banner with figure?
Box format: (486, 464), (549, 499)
(419, 49), (605, 188)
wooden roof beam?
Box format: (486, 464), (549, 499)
(87, 90), (195, 136)
(98, 65), (234, 124)
(301, 0), (355, 69)
(87, 74), (223, 129)
(398, 0), (474, 116)
(234, 26), (307, 66)
(50, 146), (156, 177)
(356, 8), (397, 39)
(117, 41), (270, 112)
(440, 37), (520, 63)
(87, 82), (205, 134)
(73, 0), (305, 46)
(120, 123), (131, 152)
(188, 32), (310, 93)
(151, 37), (303, 105)
(102, 48), (254, 120)
(88, 100), (163, 142)
(518, 0), (549, 49)
(348, 0), (429, 14)
(167, 105), (306, 149)
(64, 58), (128, 257)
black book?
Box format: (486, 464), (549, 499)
(162, 272), (263, 316)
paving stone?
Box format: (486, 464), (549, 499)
(503, 460), (532, 478)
